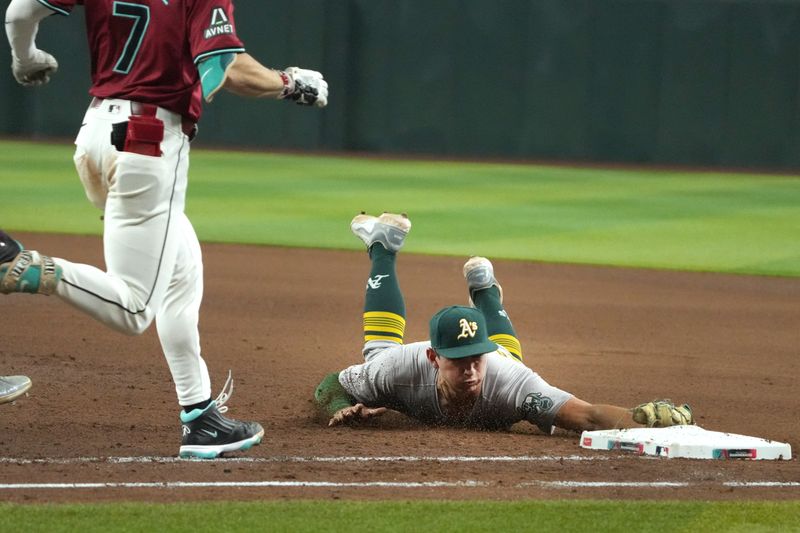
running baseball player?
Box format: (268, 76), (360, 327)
(314, 213), (694, 432)
(3, 0), (328, 458)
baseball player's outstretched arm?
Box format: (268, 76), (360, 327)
(555, 398), (639, 431)
(553, 397), (693, 431)
(204, 53), (328, 107)
(220, 53), (284, 98)
(314, 372), (387, 427)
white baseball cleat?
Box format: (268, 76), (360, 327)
(350, 212), (411, 253)
(463, 256), (503, 305)
(0, 375), (32, 405)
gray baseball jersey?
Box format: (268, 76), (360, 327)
(338, 340), (573, 433)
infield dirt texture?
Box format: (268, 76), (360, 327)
(1, 233), (797, 503)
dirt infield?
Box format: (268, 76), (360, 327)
(1, 233), (798, 503)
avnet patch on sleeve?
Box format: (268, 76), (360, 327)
(204, 7), (235, 39)
(189, 0), (244, 64)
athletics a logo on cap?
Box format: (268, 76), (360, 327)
(429, 306), (498, 359)
(457, 318), (478, 340)
(204, 7), (234, 39)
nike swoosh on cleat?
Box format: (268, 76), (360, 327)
(200, 429), (218, 438)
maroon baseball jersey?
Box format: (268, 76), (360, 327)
(39, 0), (245, 122)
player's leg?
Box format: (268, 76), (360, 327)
(151, 189), (263, 458)
(463, 257), (522, 362)
(351, 212), (411, 361)
(54, 112), (186, 333)
(362, 239), (406, 346)
(156, 213), (211, 407)
(3, 107), (188, 335)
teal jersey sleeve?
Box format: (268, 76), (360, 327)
(197, 52), (237, 103)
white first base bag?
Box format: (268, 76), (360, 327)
(580, 425), (791, 460)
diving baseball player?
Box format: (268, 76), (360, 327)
(3, 0), (328, 458)
(315, 213), (694, 432)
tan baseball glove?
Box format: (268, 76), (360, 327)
(632, 399), (693, 427)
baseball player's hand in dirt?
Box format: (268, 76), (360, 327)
(328, 403), (387, 427)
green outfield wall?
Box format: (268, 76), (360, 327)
(2, 0), (799, 169)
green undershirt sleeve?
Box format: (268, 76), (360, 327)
(197, 52), (237, 103)
(314, 372), (356, 416)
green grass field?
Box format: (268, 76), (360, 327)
(2, 140), (798, 530)
(1, 140), (797, 276)
(2, 501), (800, 533)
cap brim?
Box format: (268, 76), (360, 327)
(436, 341), (498, 359)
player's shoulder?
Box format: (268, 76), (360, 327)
(371, 341), (435, 383)
(398, 341), (434, 371)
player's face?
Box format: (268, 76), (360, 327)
(433, 353), (487, 398)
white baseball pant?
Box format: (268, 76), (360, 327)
(52, 98), (211, 405)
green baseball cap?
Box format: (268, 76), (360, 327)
(429, 305), (498, 359)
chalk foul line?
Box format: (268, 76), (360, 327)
(0, 454), (609, 465)
(0, 480), (797, 490)
(0, 480), (487, 490)
(524, 481), (800, 489)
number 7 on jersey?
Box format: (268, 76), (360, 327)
(112, 2), (151, 74)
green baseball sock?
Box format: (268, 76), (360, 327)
(473, 286), (523, 362)
(363, 244), (406, 344)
